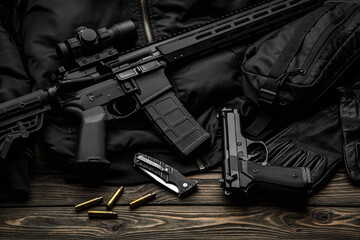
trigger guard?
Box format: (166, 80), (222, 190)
(247, 140), (269, 164)
(106, 95), (139, 119)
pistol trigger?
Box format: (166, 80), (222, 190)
(261, 142), (269, 165)
(247, 151), (261, 160)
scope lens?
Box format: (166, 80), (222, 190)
(109, 20), (138, 50)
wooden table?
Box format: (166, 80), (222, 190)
(1, 146), (360, 239)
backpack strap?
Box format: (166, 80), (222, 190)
(246, 3), (337, 137)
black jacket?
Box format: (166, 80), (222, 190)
(0, 0), (259, 200)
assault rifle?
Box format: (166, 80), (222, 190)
(0, 0), (323, 168)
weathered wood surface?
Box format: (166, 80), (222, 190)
(1, 148), (360, 239)
(0, 206), (360, 239)
(0, 171), (359, 207)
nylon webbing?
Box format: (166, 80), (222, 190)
(246, 3), (337, 137)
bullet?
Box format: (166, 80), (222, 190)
(129, 192), (156, 209)
(106, 186), (124, 209)
(74, 196), (103, 212)
(88, 211), (118, 219)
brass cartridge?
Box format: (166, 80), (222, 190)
(75, 196), (103, 212)
(88, 211), (118, 219)
(129, 192), (156, 209)
(106, 186), (124, 209)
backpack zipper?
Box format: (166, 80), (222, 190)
(301, 4), (360, 77)
(279, 4), (360, 106)
(139, 0), (154, 43)
(277, 68), (306, 86)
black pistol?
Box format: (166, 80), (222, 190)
(219, 108), (312, 200)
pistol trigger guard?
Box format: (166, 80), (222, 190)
(247, 140), (269, 164)
(261, 142), (269, 165)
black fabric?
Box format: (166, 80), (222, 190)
(0, 0), (255, 190)
(246, 4), (336, 137)
(251, 101), (343, 194)
(0, 0), (357, 202)
(242, 1), (360, 138)
(0, 142), (33, 202)
(338, 83), (360, 184)
(0, 1), (14, 27)
(0, 19), (32, 201)
(43, 47), (247, 185)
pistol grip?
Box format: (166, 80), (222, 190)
(66, 106), (110, 168)
(244, 163), (312, 193)
(143, 90), (210, 157)
(221, 160), (312, 198)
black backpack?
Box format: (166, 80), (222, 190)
(241, 1), (360, 137)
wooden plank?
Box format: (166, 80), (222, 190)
(0, 206), (359, 239)
(1, 171), (360, 208)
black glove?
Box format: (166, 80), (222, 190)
(338, 83), (360, 184)
(253, 102), (343, 194)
